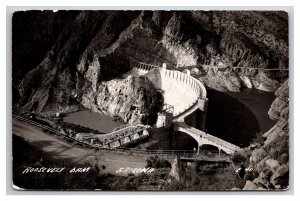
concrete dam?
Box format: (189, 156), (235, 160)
(81, 58), (240, 154)
(129, 58), (240, 155)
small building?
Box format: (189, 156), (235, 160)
(156, 112), (173, 128)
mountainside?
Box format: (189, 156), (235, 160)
(236, 80), (289, 190)
(13, 11), (289, 124)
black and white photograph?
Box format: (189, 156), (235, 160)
(11, 9), (289, 191)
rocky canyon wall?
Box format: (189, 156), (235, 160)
(13, 11), (288, 124)
(241, 80), (289, 190)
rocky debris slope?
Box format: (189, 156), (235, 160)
(14, 11), (288, 123)
(241, 80), (289, 190)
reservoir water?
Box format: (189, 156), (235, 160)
(225, 88), (276, 133)
(172, 88), (276, 150)
(63, 110), (125, 133)
(204, 88), (276, 147)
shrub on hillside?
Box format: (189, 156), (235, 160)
(145, 155), (171, 169)
(231, 152), (248, 165)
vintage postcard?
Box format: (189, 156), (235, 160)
(11, 10), (289, 191)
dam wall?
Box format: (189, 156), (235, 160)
(145, 68), (206, 116)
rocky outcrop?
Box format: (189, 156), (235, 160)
(243, 180), (259, 190)
(82, 75), (162, 125)
(243, 80), (289, 190)
(169, 156), (181, 181)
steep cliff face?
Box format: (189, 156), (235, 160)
(12, 10), (78, 102)
(189, 11), (288, 68)
(160, 11), (287, 92)
(242, 80), (289, 190)
(16, 11), (163, 124)
(14, 11), (288, 123)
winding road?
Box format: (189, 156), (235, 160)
(12, 118), (147, 175)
